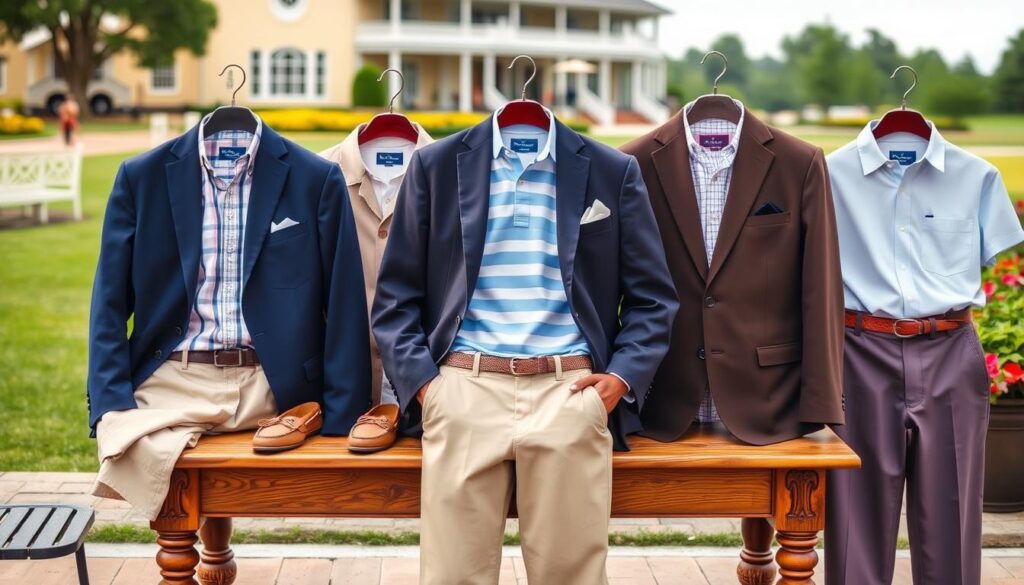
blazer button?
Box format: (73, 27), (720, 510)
(175, 326), (183, 336)
(377, 228), (388, 239)
(704, 296), (716, 308)
(697, 347), (706, 360)
(455, 315), (462, 325)
(154, 349), (162, 359)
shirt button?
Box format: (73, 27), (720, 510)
(698, 347), (706, 360)
(704, 296), (716, 308)
(378, 228), (388, 239)
(154, 349), (162, 359)
(175, 326), (183, 336)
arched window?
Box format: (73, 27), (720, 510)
(270, 49), (306, 97)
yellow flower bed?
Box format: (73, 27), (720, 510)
(257, 109), (489, 133)
(0, 113), (46, 135)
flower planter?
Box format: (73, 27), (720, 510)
(984, 398), (1024, 513)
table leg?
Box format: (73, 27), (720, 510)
(773, 469), (825, 585)
(198, 517), (237, 585)
(151, 469), (201, 585)
(737, 517), (776, 584)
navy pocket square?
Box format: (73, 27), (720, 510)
(753, 202), (784, 216)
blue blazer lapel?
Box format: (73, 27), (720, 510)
(554, 121), (589, 301)
(456, 120), (493, 298)
(166, 127), (204, 307)
(242, 126), (290, 288)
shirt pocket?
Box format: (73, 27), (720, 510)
(920, 217), (974, 277)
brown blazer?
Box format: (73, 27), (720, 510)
(620, 109), (844, 445)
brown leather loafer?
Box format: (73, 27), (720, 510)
(347, 404), (400, 454)
(252, 402), (322, 454)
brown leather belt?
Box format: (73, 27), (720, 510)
(843, 309), (972, 339)
(444, 352), (592, 376)
(168, 348), (260, 367)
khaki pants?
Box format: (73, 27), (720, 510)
(420, 362), (612, 585)
(93, 360), (277, 520)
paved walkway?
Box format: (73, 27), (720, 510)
(3, 545), (1024, 584)
(0, 130), (153, 156)
(3, 471), (1024, 547)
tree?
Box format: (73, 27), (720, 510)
(747, 56), (798, 112)
(846, 50), (885, 108)
(994, 30), (1024, 112)
(352, 65), (387, 108)
(708, 34), (752, 92)
(927, 74), (992, 121)
(0, 1), (217, 116)
(783, 24), (853, 111)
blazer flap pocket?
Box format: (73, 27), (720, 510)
(756, 342), (802, 367)
(304, 354), (324, 382)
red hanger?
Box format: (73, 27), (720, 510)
(873, 65), (931, 140)
(358, 68), (419, 145)
(497, 55), (550, 130)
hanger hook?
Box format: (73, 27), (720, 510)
(218, 64), (246, 107)
(377, 68), (405, 114)
(508, 55), (537, 101)
(700, 51), (728, 95)
(891, 65), (918, 110)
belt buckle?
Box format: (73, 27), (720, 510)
(214, 348), (244, 367)
(508, 358), (522, 376)
(893, 319), (924, 339)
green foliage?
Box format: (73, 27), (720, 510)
(994, 30), (1024, 112)
(785, 24), (852, 110)
(927, 74), (993, 121)
(352, 65), (388, 108)
(976, 250), (1024, 402)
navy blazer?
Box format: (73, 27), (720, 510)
(371, 118), (678, 449)
(87, 124), (371, 435)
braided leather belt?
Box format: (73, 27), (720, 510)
(844, 309), (972, 339)
(444, 352), (593, 376)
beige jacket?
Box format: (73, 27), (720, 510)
(319, 123), (433, 402)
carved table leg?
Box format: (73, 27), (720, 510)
(737, 517), (776, 584)
(151, 469), (201, 585)
(198, 517), (237, 585)
(773, 469), (825, 585)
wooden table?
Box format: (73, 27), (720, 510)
(151, 426), (859, 585)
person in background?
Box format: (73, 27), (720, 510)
(58, 95), (80, 146)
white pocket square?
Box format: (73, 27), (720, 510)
(270, 218), (300, 233)
(580, 199), (611, 225)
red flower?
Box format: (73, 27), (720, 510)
(983, 281), (997, 297)
(1005, 363), (1024, 385)
(992, 382), (1002, 395)
(987, 353), (1001, 379)
(1002, 274), (1024, 287)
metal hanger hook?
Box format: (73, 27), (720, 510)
(891, 65), (918, 110)
(377, 68), (405, 114)
(508, 55), (537, 101)
(218, 64), (246, 107)
(700, 51), (728, 95)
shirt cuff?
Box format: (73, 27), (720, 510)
(609, 372), (635, 403)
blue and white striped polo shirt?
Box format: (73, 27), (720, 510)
(449, 111), (589, 358)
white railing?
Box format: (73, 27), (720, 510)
(633, 92), (670, 124)
(575, 80), (615, 128)
(0, 146), (83, 224)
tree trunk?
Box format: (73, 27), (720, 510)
(50, 24), (98, 119)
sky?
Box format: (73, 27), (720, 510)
(654, 0), (1022, 74)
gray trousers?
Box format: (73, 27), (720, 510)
(826, 325), (990, 585)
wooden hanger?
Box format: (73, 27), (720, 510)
(873, 65), (931, 140)
(358, 68), (420, 144)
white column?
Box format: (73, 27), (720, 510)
(483, 53), (496, 97)
(306, 49), (318, 100)
(599, 58), (611, 103)
(657, 60), (667, 99)
(555, 6), (567, 36)
(440, 56), (454, 110)
(390, 0), (401, 33)
(461, 0), (472, 33)
(459, 52), (472, 112)
(260, 50), (271, 98)
(631, 59), (643, 109)
(599, 10), (610, 38)
(509, 1), (520, 32)
(388, 51), (402, 105)
(555, 54), (567, 108)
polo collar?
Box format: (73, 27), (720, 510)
(856, 119), (946, 175)
(491, 103), (557, 162)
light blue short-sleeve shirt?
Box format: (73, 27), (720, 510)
(827, 121), (1024, 319)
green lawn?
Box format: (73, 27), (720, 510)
(0, 128), (1021, 472)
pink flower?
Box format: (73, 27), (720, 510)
(1005, 363), (1024, 385)
(983, 281), (997, 297)
(987, 354), (1001, 379)
(992, 382), (1002, 395)
(1002, 274), (1023, 287)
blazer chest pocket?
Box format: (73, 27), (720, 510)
(262, 225), (313, 287)
(920, 217), (973, 277)
(757, 342), (802, 367)
(745, 211), (791, 228)
(579, 216), (615, 237)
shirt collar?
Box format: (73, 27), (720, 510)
(491, 104), (557, 162)
(198, 110), (263, 177)
(856, 119), (946, 175)
(331, 121), (432, 188)
(682, 97), (745, 156)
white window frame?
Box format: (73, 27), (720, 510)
(248, 48), (329, 104)
(269, 48), (307, 98)
(149, 61), (179, 95)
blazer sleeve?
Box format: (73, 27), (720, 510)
(799, 148), (845, 425)
(371, 150), (438, 413)
(606, 157), (680, 410)
(318, 164), (372, 435)
(87, 163), (140, 432)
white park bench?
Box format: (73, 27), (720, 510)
(0, 147), (83, 224)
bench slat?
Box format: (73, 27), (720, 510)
(0, 507), (31, 550)
(55, 508), (94, 550)
(5, 507), (52, 551)
(28, 507), (73, 550)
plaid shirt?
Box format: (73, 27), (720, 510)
(176, 116), (263, 352)
(683, 98), (745, 423)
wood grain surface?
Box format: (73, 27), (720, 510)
(178, 427), (860, 470)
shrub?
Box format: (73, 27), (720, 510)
(256, 109), (590, 136)
(926, 75), (992, 122)
(0, 113), (46, 135)
(352, 65), (387, 108)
